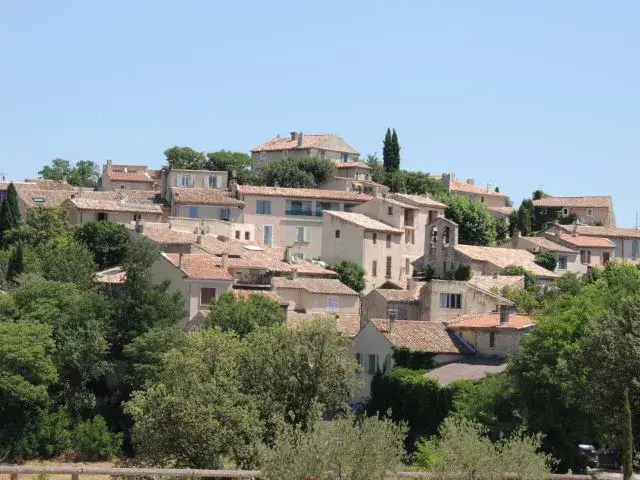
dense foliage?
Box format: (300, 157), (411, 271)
(39, 159), (100, 187)
(205, 291), (285, 336)
(382, 128), (401, 173)
(329, 260), (366, 293)
(443, 194), (497, 246)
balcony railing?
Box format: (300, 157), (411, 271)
(285, 209), (313, 216)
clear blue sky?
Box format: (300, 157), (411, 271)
(1, 1), (638, 225)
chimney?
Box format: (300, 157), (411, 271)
(499, 304), (512, 325)
(407, 277), (415, 291)
(62, 175), (68, 185)
(572, 221), (578, 237)
(196, 234), (202, 244)
(284, 245), (294, 264)
(297, 132), (303, 147)
(221, 252), (228, 269)
(466, 178), (474, 185)
(229, 178), (238, 198)
(290, 131), (298, 141)
(290, 267), (297, 280)
(511, 230), (521, 247)
(178, 253), (184, 269)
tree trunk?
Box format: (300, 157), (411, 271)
(622, 388), (634, 480)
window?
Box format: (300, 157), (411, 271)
(235, 230), (241, 239)
(319, 150), (326, 159)
(315, 202), (332, 217)
(260, 151), (266, 162)
(200, 287), (216, 306)
(365, 354), (378, 374)
(602, 252), (611, 264)
(372, 232), (377, 244)
(244, 231), (250, 241)
(355, 353), (362, 365)
(405, 258), (410, 275)
(587, 208), (594, 216)
(489, 332), (496, 348)
(372, 260), (377, 277)
(439, 293), (462, 309)
(387, 206), (393, 215)
(208, 176), (218, 188)
(256, 200), (272, 215)
(220, 208), (231, 221)
(558, 255), (567, 270)
(430, 227), (438, 248)
(344, 203), (355, 212)
(327, 297), (339, 311)
(296, 226), (309, 243)
(386, 256), (392, 278)
(444, 227), (450, 245)
(133, 214), (142, 222)
(562, 208), (570, 216)
(189, 207), (199, 218)
(341, 152), (349, 162)
(386, 234), (392, 248)
(263, 225), (273, 246)
(286, 199), (312, 216)
(397, 306), (409, 320)
(335, 229), (341, 239)
(580, 250), (591, 265)
(282, 150), (288, 159)
(633, 240), (639, 260)
(97, 212), (108, 221)
(480, 196), (485, 203)
(180, 175), (191, 186)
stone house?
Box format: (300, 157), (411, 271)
(100, 161), (157, 191)
(251, 131), (360, 169)
(547, 224), (640, 263)
(414, 217), (559, 284)
(272, 276), (360, 315)
(541, 227), (615, 272)
(318, 162), (389, 197)
(509, 233), (582, 274)
(63, 190), (165, 226)
(532, 195), (615, 228)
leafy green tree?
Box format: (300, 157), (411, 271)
(75, 221), (129, 269)
(390, 129), (401, 171)
(6, 243), (24, 282)
(443, 194), (497, 246)
(205, 150), (257, 184)
(241, 319), (357, 431)
(39, 158), (72, 181)
(328, 260), (365, 293)
(413, 416), (552, 479)
(365, 153), (386, 183)
(69, 415), (122, 461)
(163, 146), (207, 170)
(501, 286), (540, 314)
(511, 199), (534, 236)
(623, 388), (633, 480)
(261, 158), (315, 187)
(8, 275), (111, 421)
(260, 412), (407, 480)
(4, 207), (73, 247)
(0, 320), (58, 461)
(296, 156), (334, 185)
(401, 171), (447, 196)
(125, 329), (262, 468)
(37, 237), (97, 287)
(206, 291), (285, 337)
(534, 251), (557, 271)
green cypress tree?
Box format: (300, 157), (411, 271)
(382, 128), (392, 172)
(6, 243), (24, 282)
(6, 182), (20, 223)
(0, 200), (14, 247)
(390, 129), (401, 172)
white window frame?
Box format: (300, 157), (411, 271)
(199, 287), (216, 307)
(562, 207), (570, 216)
(439, 293), (462, 309)
(180, 175), (191, 187)
(208, 175), (218, 188)
(557, 255), (567, 270)
(263, 225), (274, 247)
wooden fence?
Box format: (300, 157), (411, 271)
(0, 465), (596, 480)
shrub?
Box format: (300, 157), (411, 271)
(392, 347), (434, 370)
(328, 260), (366, 293)
(453, 265), (471, 281)
(534, 251), (557, 272)
(70, 416), (122, 461)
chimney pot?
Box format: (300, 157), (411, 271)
(499, 304), (512, 325)
(290, 131), (297, 141)
(466, 178), (474, 185)
(221, 252), (228, 269)
(572, 221), (578, 237)
(297, 132), (303, 147)
(290, 267), (297, 280)
(178, 253), (184, 268)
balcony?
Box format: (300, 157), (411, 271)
(285, 209), (313, 216)
(233, 271), (272, 287)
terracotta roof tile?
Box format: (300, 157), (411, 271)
(68, 197), (163, 214)
(520, 236), (577, 253)
(486, 206), (516, 216)
(172, 187), (245, 206)
(29, 179), (76, 191)
(324, 211), (404, 234)
(232, 289), (289, 306)
(237, 185), (371, 202)
(425, 357), (507, 385)
(556, 233), (616, 249)
(467, 275), (525, 292)
(16, 187), (75, 209)
(287, 312), (361, 336)
(448, 312), (535, 330)
(391, 193), (447, 209)
(107, 171), (154, 183)
(455, 244), (559, 277)
(251, 133), (359, 155)
(574, 225), (640, 239)
(272, 277), (358, 295)
(370, 319), (463, 354)
(450, 178), (506, 198)
(163, 253), (234, 280)
(374, 289), (421, 303)
(334, 161), (370, 169)
(533, 196), (613, 209)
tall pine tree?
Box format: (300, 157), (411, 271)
(382, 128), (393, 172)
(0, 183), (20, 248)
(390, 129), (401, 172)
(6, 243), (24, 282)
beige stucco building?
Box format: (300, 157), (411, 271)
(100, 161), (157, 191)
(509, 233), (582, 274)
(566, 224), (640, 261)
(251, 131), (360, 169)
(532, 195), (615, 227)
(236, 185), (371, 260)
(272, 277), (360, 314)
(321, 210), (405, 292)
(318, 162), (389, 197)
(63, 190), (165, 226)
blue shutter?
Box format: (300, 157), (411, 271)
(189, 207), (198, 218)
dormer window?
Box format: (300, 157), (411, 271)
(33, 197), (45, 204)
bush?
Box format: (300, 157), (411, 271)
(392, 347), (434, 370)
(329, 260), (366, 293)
(453, 265), (472, 281)
(534, 251), (557, 271)
(70, 416), (122, 461)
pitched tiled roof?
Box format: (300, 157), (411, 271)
(450, 178), (506, 198)
(28, 179), (76, 191)
(556, 233), (616, 249)
(382, 198), (419, 210)
(334, 161), (370, 169)
(391, 193), (447, 209)
(370, 319), (463, 354)
(232, 289), (289, 306)
(533, 196), (613, 209)
(486, 206), (516, 216)
(425, 357), (507, 385)
(106, 171), (154, 183)
(252, 133), (359, 155)
(287, 312), (361, 337)
(467, 275), (525, 292)
(237, 185), (371, 202)
(455, 244), (559, 277)
(448, 312), (535, 330)
(16, 187), (75, 209)
(163, 253), (234, 280)
(324, 211), (404, 234)
(172, 187), (245, 206)
(68, 197), (163, 214)
(573, 225), (640, 240)
(520, 236), (576, 253)
(374, 288), (421, 303)
(272, 277), (358, 296)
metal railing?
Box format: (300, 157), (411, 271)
(0, 465), (595, 480)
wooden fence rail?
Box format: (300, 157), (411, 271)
(0, 465), (596, 480)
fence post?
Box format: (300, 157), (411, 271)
(71, 473), (80, 480)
